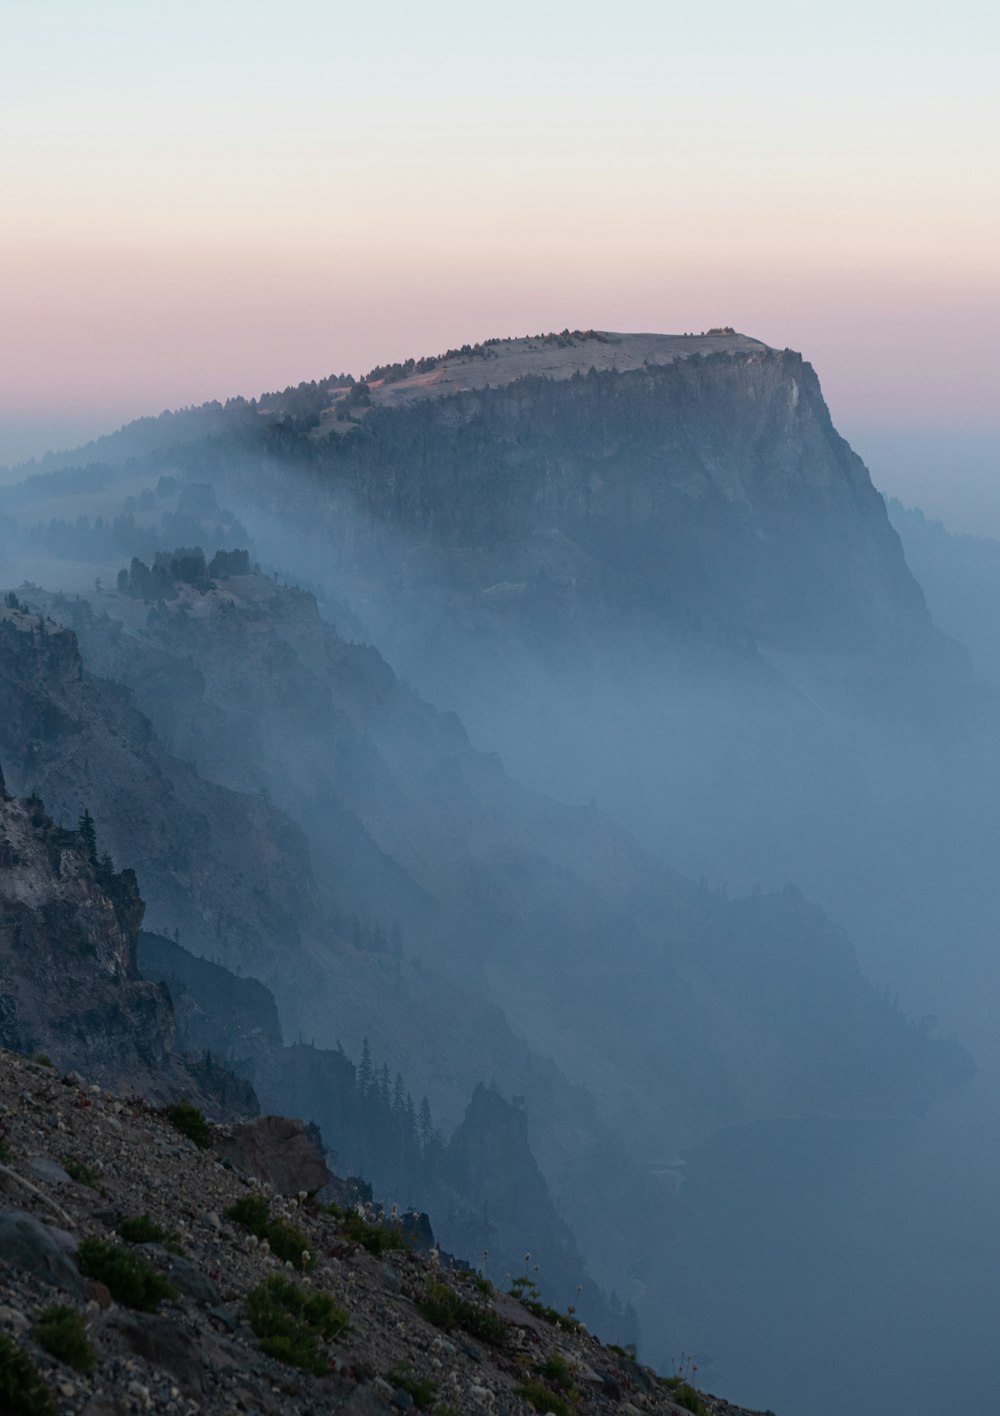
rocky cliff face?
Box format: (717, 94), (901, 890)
(0, 602), (323, 993)
(314, 339), (926, 654)
(0, 771), (179, 1098)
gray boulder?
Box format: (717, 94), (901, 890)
(27, 1155), (74, 1186)
(101, 1311), (204, 1396)
(0, 1208), (83, 1295)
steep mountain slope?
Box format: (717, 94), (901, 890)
(0, 741), (620, 1338)
(5, 560), (970, 1362)
(0, 1046), (770, 1416)
(0, 600), (323, 993)
(889, 498), (1000, 689)
(0, 592), (611, 1131)
(137, 930), (625, 1338)
(25, 566), (967, 1152)
(0, 772), (174, 1096)
(0, 590), (659, 1320)
(0, 772), (251, 1111)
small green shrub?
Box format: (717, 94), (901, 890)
(262, 1215), (312, 1267)
(33, 1054), (53, 1068)
(164, 1099), (212, 1149)
(0, 1332), (57, 1415)
(34, 1306), (95, 1375)
(117, 1214), (182, 1254)
(325, 1200), (407, 1257)
(226, 1194), (313, 1270)
(244, 1274), (349, 1374)
(419, 1277), (508, 1349)
(474, 1275), (493, 1296)
(515, 1378), (570, 1416)
(76, 1237), (177, 1312)
(388, 1363), (437, 1410)
(227, 1193), (271, 1231)
(662, 1377), (706, 1414)
(540, 1351), (575, 1392)
(508, 1277), (579, 1332)
(61, 1156), (99, 1188)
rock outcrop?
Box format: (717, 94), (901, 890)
(0, 777), (258, 1111)
(212, 1116), (330, 1197)
(0, 780), (178, 1097)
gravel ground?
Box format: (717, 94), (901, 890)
(0, 1048), (775, 1416)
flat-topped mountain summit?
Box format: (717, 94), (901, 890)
(338, 328), (771, 417)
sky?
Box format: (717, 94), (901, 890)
(1, 0), (997, 527)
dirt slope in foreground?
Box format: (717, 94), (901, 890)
(0, 1049), (772, 1416)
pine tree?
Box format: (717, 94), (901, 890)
(78, 809), (98, 865)
(358, 1038), (374, 1094)
(418, 1096), (434, 1152)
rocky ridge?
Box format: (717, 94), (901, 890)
(0, 1047), (770, 1416)
(0, 774), (185, 1104)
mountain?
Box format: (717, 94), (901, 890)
(0, 326), (926, 660)
(54, 328), (973, 941)
(156, 326), (992, 1044)
(0, 328), (984, 1386)
(313, 331), (928, 654)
